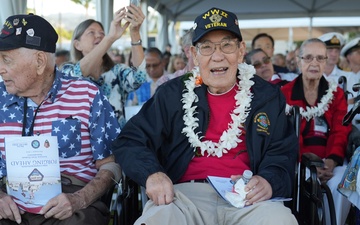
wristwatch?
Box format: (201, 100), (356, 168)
(131, 39), (142, 46)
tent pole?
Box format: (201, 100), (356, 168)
(308, 16), (313, 39)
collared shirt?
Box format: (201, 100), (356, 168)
(0, 71), (121, 182)
(61, 60), (147, 128)
(323, 65), (351, 84)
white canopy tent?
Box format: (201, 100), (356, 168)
(145, 0), (360, 51)
(0, 0), (360, 52)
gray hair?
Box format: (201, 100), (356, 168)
(298, 38), (326, 57)
(181, 28), (194, 48)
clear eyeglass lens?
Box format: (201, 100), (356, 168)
(198, 40), (238, 56)
(301, 55), (327, 63)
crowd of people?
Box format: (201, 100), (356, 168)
(0, 3), (359, 225)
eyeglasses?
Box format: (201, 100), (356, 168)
(299, 55), (328, 63)
(196, 39), (239, 56)
(252, 57), (271, 69)
(146, 62), (161, 69)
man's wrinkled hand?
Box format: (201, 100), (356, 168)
(0, 192), (22, 224)
(39, 192), (83, 220)
(145, 172), (174, 206)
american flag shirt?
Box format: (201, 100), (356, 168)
(61, 61), (147, 128)
(0, 70), (121, 183)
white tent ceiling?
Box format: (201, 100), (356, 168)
(146, 0), (360, 51)
(146, 0), (360, 21)
(0, 0), (359, 51)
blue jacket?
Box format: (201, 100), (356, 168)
(113, 73), (298, 198)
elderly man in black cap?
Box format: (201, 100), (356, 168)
(318, 32), (351, 83)
(113, 7), (298, 225)
(0, 14), (121, 224)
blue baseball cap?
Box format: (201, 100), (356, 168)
(192, 8), (242, 45)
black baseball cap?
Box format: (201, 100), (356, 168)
(192, 8), (242, 45)
(0, 13), (58, 53)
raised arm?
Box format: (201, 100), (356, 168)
(127, 4), (145, 68)
(78, 7), (129, 79)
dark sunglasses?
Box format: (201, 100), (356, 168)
(252, 57), (271, 69)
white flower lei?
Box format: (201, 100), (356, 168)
(181, 63), (255, 158)
(285, 80), (338, 121)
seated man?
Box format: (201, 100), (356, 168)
(126, 47), (167, 106)
(113, 7), (298, 225)
(0, 14), (121, 225)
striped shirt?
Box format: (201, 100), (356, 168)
(61, 61), (147, 128)
(0, 71), (121, 183)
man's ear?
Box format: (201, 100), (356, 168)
(190, 46), (199, 66)
(36, 51), (47, 74)
(238, 41), (246, 64)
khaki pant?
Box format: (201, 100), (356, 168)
(135, 183), (298, 225)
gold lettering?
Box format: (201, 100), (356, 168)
(204, 22), (228, 29)
(210, 9), (220, 15)
(202, 11), (211, 19)
(220, 11), (228, 18)
(4, 21), (13, 29)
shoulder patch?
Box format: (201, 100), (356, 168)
(254, 112), (270, 135)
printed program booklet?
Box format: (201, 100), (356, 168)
(5, 136), (62, 214)
(207, 176), (292, 207)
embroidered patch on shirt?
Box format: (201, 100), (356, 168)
(254, 112), (270, 135)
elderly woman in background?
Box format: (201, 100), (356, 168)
(62, 4), (147, 128)
(245, 48), (296, 86)
(281, 38), (351, 225)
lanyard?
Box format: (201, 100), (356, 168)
(21, 98), (43, 136)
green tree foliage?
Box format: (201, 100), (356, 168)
(55, 27), (73, 41)
(348, 31), (360, 40)
(70, 0), (93, 16)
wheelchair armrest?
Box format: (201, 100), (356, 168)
(301, 152), (324, 168)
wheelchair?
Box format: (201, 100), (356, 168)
(287, 105), (336, 225)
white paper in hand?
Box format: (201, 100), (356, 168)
(225, 178), (249, 208)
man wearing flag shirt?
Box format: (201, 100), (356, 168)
(0, 14), (121, 225)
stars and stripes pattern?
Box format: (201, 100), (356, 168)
(0, 71), (121, 182)
(61, 62), (147, 128)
